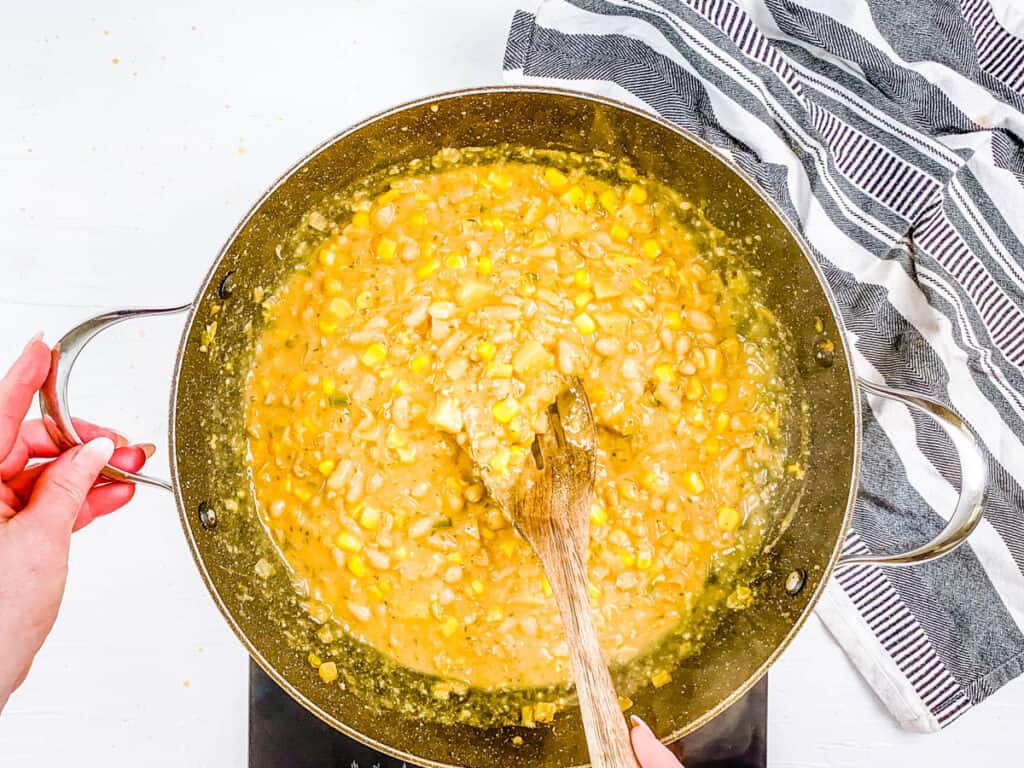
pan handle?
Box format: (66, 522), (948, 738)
(834, 378), (987, 569)
(38, 305), (192, 493)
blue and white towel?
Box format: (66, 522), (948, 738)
(503, 0), (1024, 732)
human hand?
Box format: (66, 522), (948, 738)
(0, 337), (149, 711)
(631, 715), (685, 767)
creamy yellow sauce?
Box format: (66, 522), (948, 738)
(245, 156), (789, 691)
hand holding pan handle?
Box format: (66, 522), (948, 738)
(38, 305), (192, 493)
(834, 378), (987, 569)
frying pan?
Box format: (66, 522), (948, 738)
(38, 87), (986, 768)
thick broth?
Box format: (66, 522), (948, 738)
(245, 155), (790, 694)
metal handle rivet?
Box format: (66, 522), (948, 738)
(785, 569), (806, 595)
(198, 501), (217, 530)
(218, 271), (236, 300)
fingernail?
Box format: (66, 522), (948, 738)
(23, 331), (44, 353)
(135, 442), (156, 458)
(112, 433), (130, 448)
(630, 715), (653, 733)
(74, 437), (115, 467)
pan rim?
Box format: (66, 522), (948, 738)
(168, 84), (863, 765)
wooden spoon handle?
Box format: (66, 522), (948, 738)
(541, 540), (640, 768)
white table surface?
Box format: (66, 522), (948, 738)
(1, 2), (1021, 766)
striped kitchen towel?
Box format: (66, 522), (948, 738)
(502, 0), (1024, 732)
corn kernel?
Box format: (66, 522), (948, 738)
(561, 185), (584, 206)
(471, 579), (485, 595)
(328, 297), (353, 318)
(377, 189), (399, 204)
(318, 318), (337, 335)
(654, 363), (676, 383)
(307, 652), (322, 668)
(714, 412), (730, 433)
(493, 397), (520, 424)
(688, 405), (706, 427)
(317, 459), (336, 477)
(590, 504), (608, 526)
(705, 348), (723, 375)
(534, 702), (557, 723)
(618, 696), (634, 712)
(542, 577), (553, 598)
(544, 167), (568, 190)
(574, 312), (596, 335)
(620, 550), (636, 568)
(376, 237), (397, 261)
(637, 550), (653, 570)
(495, 528), (516, 552)
(685, 377), (704, 401)
(703, 437), (721, 458)
(362, 342), (388, 367)
(428, 397), (464, 433)
(324, 277), (343, 296)
(642, 470), (668, 493)
(416, 258), (441, 278)
(486, 361), (513, 378)
(477, 340), (496, 362)
(642, 238), (662, 259)
(445, 253), (467, 269)
(627, 184), (648, 204)
(486, 607), (504, 622)
(683, 471), (705, 495)
(347, 555), (367, 577)
(651, 669), (672, 688)
(318, 248), (336, 267)
(409, 353), (431, 373)
(665, 310), (683, 330)
(477, 256), (493, 275)
(359, 506), (382, 530)
(441, 616), (460, 638)
(410, 212), (428, 227)
(368, 585), (385, 601)
(598, 189), (619, 213)
(318, 661), (338, 683)
(717, 506), (741, 532)
(488, 170), (512, 189)
(531, 229), (549, 246)
(588, 582), (602, 601)
(336, 532), (362, 552)
(710, 381), (729, 404)
(321, 377), (336, 395)
(294, 487), (312, 503)
(574, 291), (594, 308)
(351, 212), (370, 228)
(610, 223), (630, 242)
(446, 552), (464, 564)
(574, 268), (592, 288)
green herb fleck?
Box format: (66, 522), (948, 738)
(432, 517), (453, 530)
(329, 394), (350, 408)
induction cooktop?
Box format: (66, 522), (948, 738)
(249, 661), (766, 767)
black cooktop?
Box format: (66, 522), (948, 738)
(249, 661), (766, 767)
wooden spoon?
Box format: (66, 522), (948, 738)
(496, 377), (640, 768)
